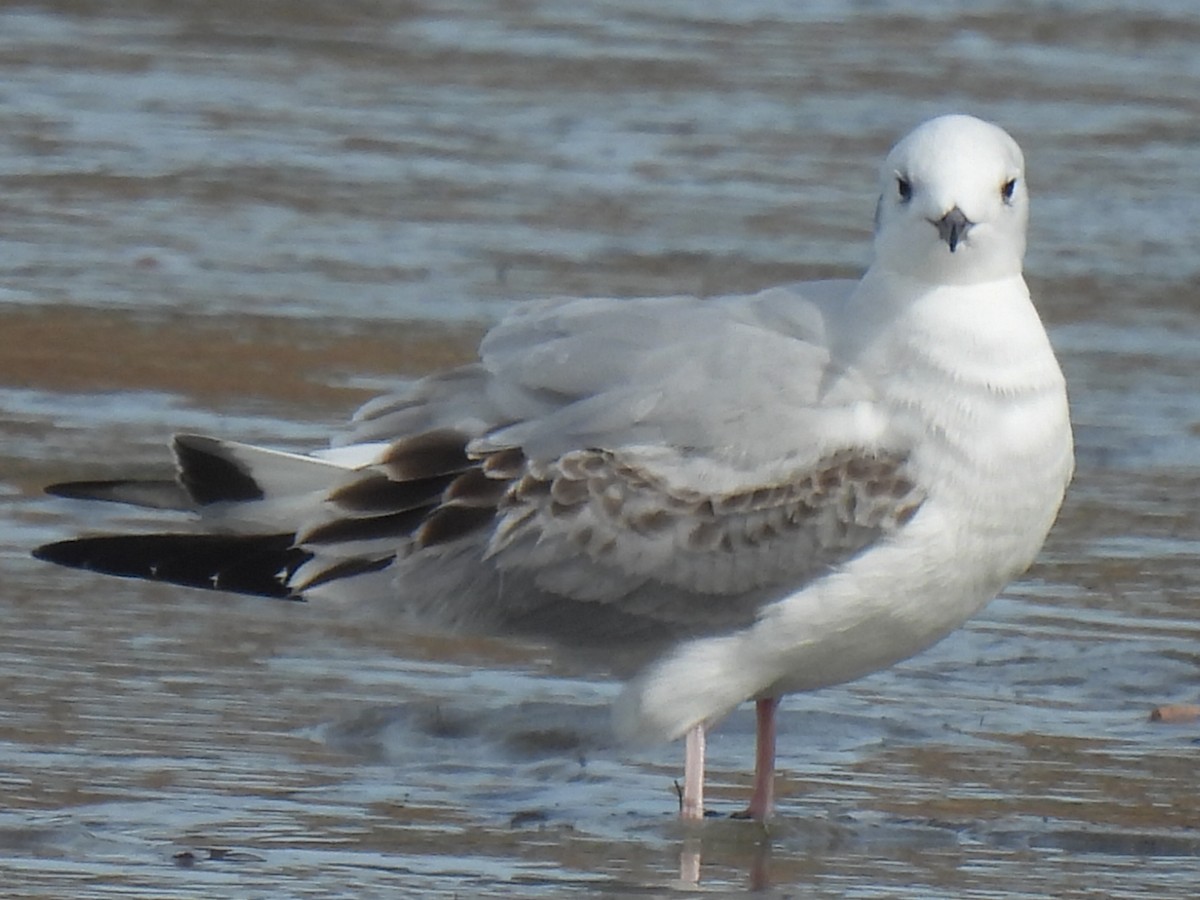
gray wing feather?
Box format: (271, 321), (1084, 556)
(473, 287), (851, 465)
(292, 284), (924, 648)
(338, 365), (498, 447)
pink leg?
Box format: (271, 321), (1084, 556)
(678, 844), (701, 885)
(680, 723), (705, 820)
(735, 697), (778, 821)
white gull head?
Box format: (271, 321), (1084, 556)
(873, 114), (1028, 286)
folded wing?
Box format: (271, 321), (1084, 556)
(37, 284), (924, 648)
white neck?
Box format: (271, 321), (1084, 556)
(844, 265), (1070, 476)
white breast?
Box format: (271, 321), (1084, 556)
(613, 271), (1074, 744)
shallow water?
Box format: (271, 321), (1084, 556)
(3, 2), (1200, 897)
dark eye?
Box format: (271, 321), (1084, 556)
(897, 176), (913, 203)
(1001, 178), (1017, 202)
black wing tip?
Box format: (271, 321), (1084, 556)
(45, 480), (128, 500)
(172, 436), (264, 505)
(32, 538), (81, 566)
(43, 478), (192, 511)
(33, 533), (308, 601)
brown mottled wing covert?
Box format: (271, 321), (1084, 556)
(292, 427), (925, 641)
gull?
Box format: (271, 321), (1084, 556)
(35, 114), (1074, 822)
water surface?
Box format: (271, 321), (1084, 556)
(3, 2), (1200, 897)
